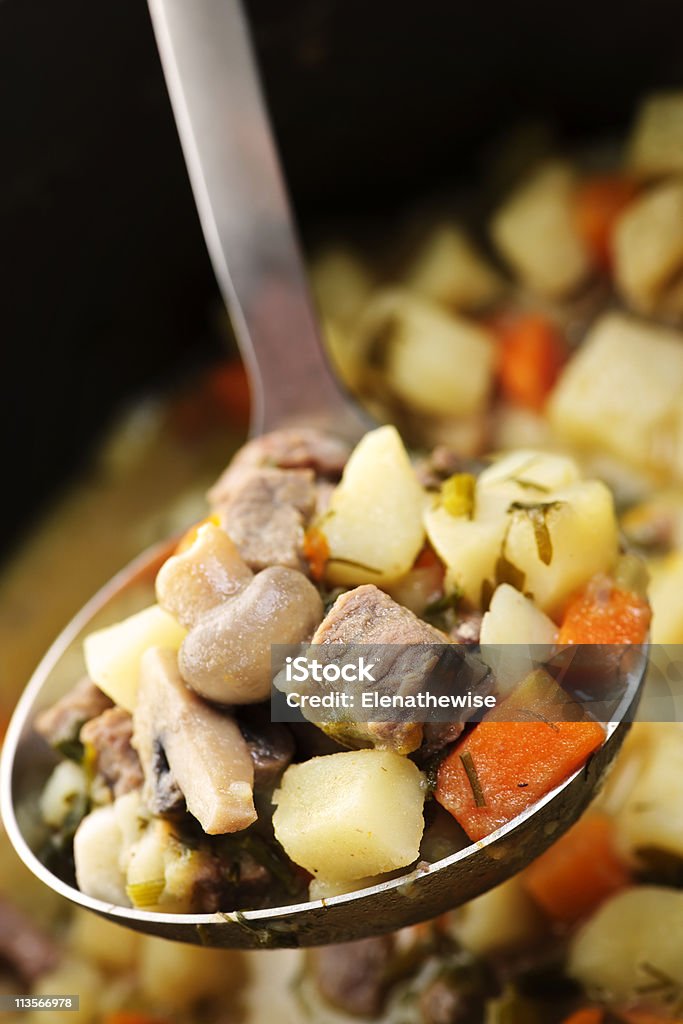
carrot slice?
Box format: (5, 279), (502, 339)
(303, 526), (330, 582)
(435, 717), (605, 842)
(493, 313), (567, 411)
(560, 1010), (605, 1024)
(558, 583), (651, 646)
(572, 174), (638, 271)
(521, 813), (632, 925)
(102, 1014), (171, 1024)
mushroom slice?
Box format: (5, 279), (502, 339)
(133, 648), (256, 835)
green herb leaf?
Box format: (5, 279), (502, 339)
(441, 473), (476, 518)
(508, 501), (566, 566)
(460, 751), (486, 807)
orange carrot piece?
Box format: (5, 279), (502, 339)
(521, 813), (632, 925)
(560, 1010), (605, 1024)
(572, 174), (638, 271)
(174, 513), (222, 554)
(558, 583), (651, 646)
(621, 1013), (683, 1024)
(435, 717), (605, 842)
(493, 313), (567, 411)
(303, 526), (330, 582)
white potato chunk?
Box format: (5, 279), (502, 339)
(73, 805), (131, 906)
(614, 723), (683, 861)
(614, 179), (683, 314)
(491, 162), (591, 297)
(321, 425), (425, 586)
(629, 91), (683, 177)
(405, 225), (503, 311)
(272, 750), (426, 881)
(424, 505), (506, 607)
(311, 248), (374, 326)
(549, 313), (683, 478)
(68, 908), (140, 971)
(568, 887), (683, 1008)
(649, 552), (683, 643)
(480, 584), (558, 694)
(476, 450), (581, 522)
(137, 934), (245, 1009)
(451, 875), (544, 956)
(29, 958), (103, 1024)
(83, 604), (186, 711)
(39, 760), (88, 828)
(504, 480), (618, 617)
(73, 790), (146, 906)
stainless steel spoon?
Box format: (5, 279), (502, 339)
(0, 0), (646, 949)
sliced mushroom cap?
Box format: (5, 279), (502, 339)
(133, 648), (256, 835)
(155, 522), (253, 629)
(178, 566), (324, 705)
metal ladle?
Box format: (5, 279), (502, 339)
(0, 0), (646, 949)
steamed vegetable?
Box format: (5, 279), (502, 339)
(613, 179), (683, 315)
(629, 90), (683, 177)
(320, 425), (426, 585)
(83, 605), (186, 712)
(558, 580), (651, 646)
(404, 225), (503, 311)
(493, 312), (567, 411)
(521, 813), (632, 925)
(435, 670), (606, 841)
(272, 749), (426, 882)
(571, 174), (638, 271)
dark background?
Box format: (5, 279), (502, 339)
(2, 0), (683, 558)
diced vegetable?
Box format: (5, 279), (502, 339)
(435, 677), (605, 841)
(504, 480), (619, 617)
(311, 248), (374, 327)
(493, 312), (567, 411)
(571, 174), (638, 270)
(451, 875), (545, 956)
(648, 552), (683, 643)
(424, 506), (506, 607)
(83, 605), (186, 712)
(558, 581), (651, 646)
(549, 313), (683, 478)
(613, 179), (683, 314)
(39, 760), (88, 829)
(73, 792), (145, 906)
(404, 225), (503, 311)
(491, 162), (591, 297)
(321, 426), (426, 586)
(272, 750), (426, 881)
(521, 813), (632, 925)
(31, 957), (103, 1024)
(137, 933), (245, 1010)
(68, 908), (140, 972)
(560, 1009), (604, 1024)
(134, 648), (256, 834)
(568, 888), (683, 1010)
(613, 724), (683, 863)
(629, 91), (683, 177)
(480, 584), (558, 694)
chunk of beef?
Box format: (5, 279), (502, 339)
(309, 936), (396, 1018)
(79, 707), (144, 798)
(208, 427), (350, 505)
(314, 585), (451, 647)
(217, 467), (317, 572)
(419, 977), (482, 1024)
(35, 677), (112, 751)
(418, 721), (465, 762)
(0, 898), (59, 984)
(236, 703), (295, 790)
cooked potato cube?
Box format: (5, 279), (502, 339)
(137, 933), (245, 1009)
(83, 604), (186, 711)
(321, 425), (425, 586)
(73, 805), (131, 906)
(311, 248), (374, 326)
(480, 584), (558, 693)
(491, 162), (591, 297)
(614, 722), (683, 861)
(405, 225), (503, 311)
(629, 91), (683, 177)
(451, 875), (544, 956)
(549, 313), (683, 478)
(649, 552), (683, 643)
(39, 760), (88, 828)
(353, 290), (495, 417)
(424, 505), (506, 607)
(613, 179), (683, 314)
(568, 888), (683, 1008)
(476, 450), (581, 522)
(504, 480), (618, 617)
(272, 750), (426, 881)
